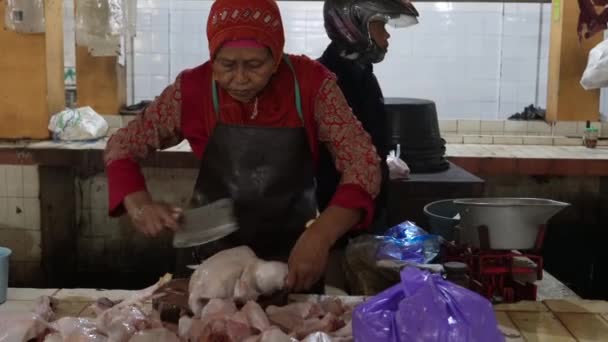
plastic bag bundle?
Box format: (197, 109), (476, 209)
(344, 222), (442, 295)
(48, 107), (109, 141)
(353, 267), (504, 342)
(581, 39), (608, 90)
(376, 221), (441, 265)
(75, 0), (137, 56)
(387, 144), (410, 180)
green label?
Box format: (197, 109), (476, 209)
(64, 67), (76, 86)
(553, 0), (561, 22)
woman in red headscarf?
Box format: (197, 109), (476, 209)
(104, 0), (381, 292)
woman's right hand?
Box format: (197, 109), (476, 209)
(124, 191), (183, 237)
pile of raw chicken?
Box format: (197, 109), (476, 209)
(0, 247), (355, 342)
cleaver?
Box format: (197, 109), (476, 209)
(172, 198), (239, 248)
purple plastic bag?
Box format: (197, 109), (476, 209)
(352, 267), (504, 342)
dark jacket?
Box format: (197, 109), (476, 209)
(317, 42), (390, 233)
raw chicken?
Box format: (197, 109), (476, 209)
(292, 313), (344, 340)
(242, 301), (270, 332)
(50, 317), (107, 342)
(243, 327), (296, 342)
(300, 332), (334, 342)
(189, 246), (288, 314)
(182, 314), (253, 342)
(265, 302), (324, 332)
(331, 320), (352, 339)
(319, 298), (345, 317)
(94, 274), (171, 341)
(0, 296), (55, 342)
(128, 328), (180, 342)
(189, 246), (257, 315)
(43, 333), (63, 342)
(235, 261), (289, 302)
(96, 304), (162, 342)
(200, 299), (238, 321)
(181, 300), (271, 341)
(179, 301), (255, 342)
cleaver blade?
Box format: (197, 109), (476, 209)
(172, 198), (239, 248)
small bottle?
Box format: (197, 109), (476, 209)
(584, 127), (599, 149)
(444, 262), (470, 289)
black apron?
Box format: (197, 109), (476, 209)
(177, 55), (321, 291)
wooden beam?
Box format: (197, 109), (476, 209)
(546, 0), (602, 122)
(0, 0), (64, 139)
(45, 0), (66, 116)
(75, 48), (126, 115)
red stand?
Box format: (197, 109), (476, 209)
(442, 224), (547, 303)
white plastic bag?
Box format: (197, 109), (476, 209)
(581, 39), (608, 90)
(75, 0), (137, 57)
(387, 145), (410, 180)
(48, 107), (109, 141)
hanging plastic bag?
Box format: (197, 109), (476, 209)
(387, 144), (410, 180)
(352, 267), (504, 342)
(581, 39), (608, 90)
(75, 0), (137, 57)
(48, 107), (109, 141)
(4, 0), (45, 34)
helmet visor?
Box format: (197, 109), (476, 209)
(369, 13), (418, 28)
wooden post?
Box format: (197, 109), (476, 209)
(546, 0), (602, 122)
(0, 0), (64, 139)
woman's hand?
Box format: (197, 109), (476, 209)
(286, 228), (331, 292)
(286, 206), (362, 292)
(124, 191), (183, 237)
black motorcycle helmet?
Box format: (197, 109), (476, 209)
(324, 0), (419, 63)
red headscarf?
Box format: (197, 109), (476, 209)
(207, 0), (285, 64)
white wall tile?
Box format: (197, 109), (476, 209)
(127, 0), (553, 120)
(505, 120), (528, 134)
(0, 166), (6, 198)
(6, 166), (23, 198)
(22, 166), (38, 199)
(134, 53), (170, 76)
(134, 76), (152, 100)
(23, 199), (40, 231)
(0, 197), (7, 224)
(151, 75), (170, 97)
(6, 197), (25, 229)
(137, 9), (169, 31)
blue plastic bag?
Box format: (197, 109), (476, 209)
(352, 267), (504, 342)
(376, 221), (441, 264)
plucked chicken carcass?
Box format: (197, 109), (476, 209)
(179, 300), (276, 341)
(128, 328), (180, 342)
(93, 274), (172, 341)
(48, 317), (107, 342)
(0, 296), (55, 342)
(188, 246), (288, 316)
(43, 274), (172, 342)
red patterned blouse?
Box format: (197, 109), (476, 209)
(104, 54), (381, 228)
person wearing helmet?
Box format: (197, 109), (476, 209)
(317, 0), (419, 234)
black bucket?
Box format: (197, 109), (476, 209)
(385, 98), (449, 173)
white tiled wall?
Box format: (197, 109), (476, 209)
(88, 1), (557, 120)
(0, 165), (42, 264)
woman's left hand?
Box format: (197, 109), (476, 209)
(286, 228), (330, 292)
